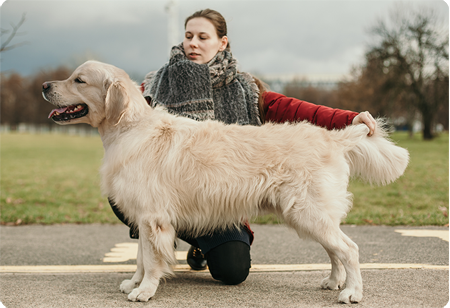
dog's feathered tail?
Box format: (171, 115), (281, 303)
(332, 119), (409, 185)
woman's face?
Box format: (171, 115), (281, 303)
(183, 17), (228, 64)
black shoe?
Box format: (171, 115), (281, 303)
(187, 246), (207, 270)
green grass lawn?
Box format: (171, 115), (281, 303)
(1, 131), (448, 226)
(345, 132), (449, 226)
(1, 133), (113, 224)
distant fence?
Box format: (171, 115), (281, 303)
(0, 123), (99, 137)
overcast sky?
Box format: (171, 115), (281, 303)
(1, 0), (448, 82)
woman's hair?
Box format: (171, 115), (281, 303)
(253, 77), (268, 124)
(185, 9), (230, 50)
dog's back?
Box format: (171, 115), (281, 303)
(107, 116), (407, 235)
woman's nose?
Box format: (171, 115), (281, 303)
(190, 37), (199, 48)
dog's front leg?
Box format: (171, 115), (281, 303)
(127, 218), (176, 302)
(120, 236), (144, 294)
(127, 235), (160, 302)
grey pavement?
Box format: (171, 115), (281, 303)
(0, 224), (448, 307)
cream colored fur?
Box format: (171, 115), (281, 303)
(43, 61), (410, 304)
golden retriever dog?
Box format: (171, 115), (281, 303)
(42, 61), (409, 304)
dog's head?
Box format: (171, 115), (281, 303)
(42, 60), (140, 128)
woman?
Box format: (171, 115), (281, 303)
(110, 8), (376, 286)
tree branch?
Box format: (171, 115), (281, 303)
(0, 13), (27, 53)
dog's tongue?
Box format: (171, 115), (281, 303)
(48, 107), (68, 118)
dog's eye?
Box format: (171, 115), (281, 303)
(75, 77), (86, 84)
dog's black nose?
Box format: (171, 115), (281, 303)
(42, 82), (51, 91)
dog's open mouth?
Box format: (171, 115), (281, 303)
(48, 104), (88, 122)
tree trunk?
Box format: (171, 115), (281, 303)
(422, 118), (434, 140)
(419, 100), (434, 140)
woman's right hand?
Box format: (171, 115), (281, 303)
(352, 111), (377, 137)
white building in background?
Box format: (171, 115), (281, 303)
(165, 0), (179, 58)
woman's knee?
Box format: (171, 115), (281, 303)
(206, 241), (251, 285)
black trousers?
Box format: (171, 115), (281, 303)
(108, 199), (251, 285)
(205, 240), (251, 285)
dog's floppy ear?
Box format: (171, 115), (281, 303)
(105, 80), (130, 126)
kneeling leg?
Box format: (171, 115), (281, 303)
(206, 241), (251, 285)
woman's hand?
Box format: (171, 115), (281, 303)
(352, 111), (376, 137)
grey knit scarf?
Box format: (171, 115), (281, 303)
(142, 43), (261, 126)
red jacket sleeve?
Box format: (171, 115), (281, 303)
(263, 92), (358, 130)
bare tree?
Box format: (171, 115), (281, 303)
(367, 6), (449, 139)
(1, 13), (28, 54)
(336, 52), (410, 126)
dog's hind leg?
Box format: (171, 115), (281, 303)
(314, 226), (362, 304)
(320, 247), (346, 290)
(120, 236), (144, 294)
(127, 217), (176, 302)
(290, 217), (362, 304)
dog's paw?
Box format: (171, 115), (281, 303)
(321, 276), (345, 290)
(338, 288), (363, 304)
(128, 287), (156, 302)
(120, 279), (138, 294)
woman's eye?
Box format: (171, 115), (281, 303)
(75, 77), (85, 84)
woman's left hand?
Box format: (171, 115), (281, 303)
(352, 111), (376, 137)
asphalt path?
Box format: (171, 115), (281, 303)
(0, 224), (448, 307)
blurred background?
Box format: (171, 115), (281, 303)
(1, 0), (448, 226)
(1, 0), (448, 139)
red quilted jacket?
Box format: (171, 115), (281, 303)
(263, 91), (358, 130)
